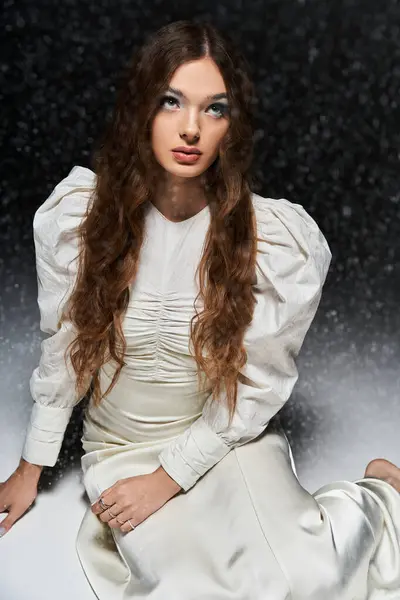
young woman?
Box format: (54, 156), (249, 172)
(1, 19), (399, 600)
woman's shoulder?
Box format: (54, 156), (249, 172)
(250, 191), (332, 284)
(251, 192), (325, 240)
(33, 165), (96, 250)
(31, 166), (96, 332)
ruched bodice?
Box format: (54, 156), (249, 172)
(81, 199), (215, 470)
(113, 201), (210, 384)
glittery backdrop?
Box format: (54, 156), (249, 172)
(1, 2), (399, 597)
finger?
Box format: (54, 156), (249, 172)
(0, 502), (10, 514)
(109, 507), (139, 531)
(90, 482), (117, 513)
(119, 517), (138, 534)
(91, 499), (114, 515)
(91, 493), (115, 514)
(106, 509), (126, 529)
(98, 505), (121, 523)
(0, 487), (9, 514)
(0, 505), (26, 537)
(98, 484), (116, 504)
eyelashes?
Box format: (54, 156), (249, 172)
(159, 95), (229, 119)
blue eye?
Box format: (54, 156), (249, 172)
(160, 95), (228, 119)
(160, 95), (179, 109)
(208, 103), (228, 119)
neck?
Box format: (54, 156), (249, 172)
(151, 172), (209, 222)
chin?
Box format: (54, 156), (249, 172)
(163, 161), (208, 179)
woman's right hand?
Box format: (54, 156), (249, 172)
(0, 459), (43, 537)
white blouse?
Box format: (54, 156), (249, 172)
(22, 165), (332, 492)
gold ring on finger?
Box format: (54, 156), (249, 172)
(108, 508), (117, 518)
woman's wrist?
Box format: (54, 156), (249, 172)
(18, 458), (44, 479)
(154, 465), (182, 495)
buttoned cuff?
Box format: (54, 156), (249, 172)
(158, 416), (231, 492)
(21, 403), (74, 467)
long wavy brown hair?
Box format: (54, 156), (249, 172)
(61, 19), (259, 426)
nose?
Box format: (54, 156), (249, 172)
(179, 109), (200, 143)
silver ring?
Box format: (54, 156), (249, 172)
(108, 508), (117, 518)
(128, 519), (135, 531)
(99, 498), (111, 509)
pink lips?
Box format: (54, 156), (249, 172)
(172, 146), (202, 154)
(171, 150), (201, 164)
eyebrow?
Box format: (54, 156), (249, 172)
(166, 86), (228, 102)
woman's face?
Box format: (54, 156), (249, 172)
(151, 57), (230, 179)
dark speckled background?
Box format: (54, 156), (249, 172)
(1, 1), (399, 597)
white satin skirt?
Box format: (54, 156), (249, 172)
(75, 367), (400, 600)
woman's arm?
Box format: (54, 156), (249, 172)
(21, 166), (96, 467)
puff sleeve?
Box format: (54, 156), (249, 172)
(21, 165), (96, 467)
(158, 195), (332, 492)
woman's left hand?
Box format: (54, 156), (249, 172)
(91, 466), (182, 533)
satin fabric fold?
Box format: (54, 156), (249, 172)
(76, 371), (400, 600)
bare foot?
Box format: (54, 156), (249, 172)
(364, 458), (400, 493)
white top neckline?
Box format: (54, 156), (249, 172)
(149, 201), (210, 225)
